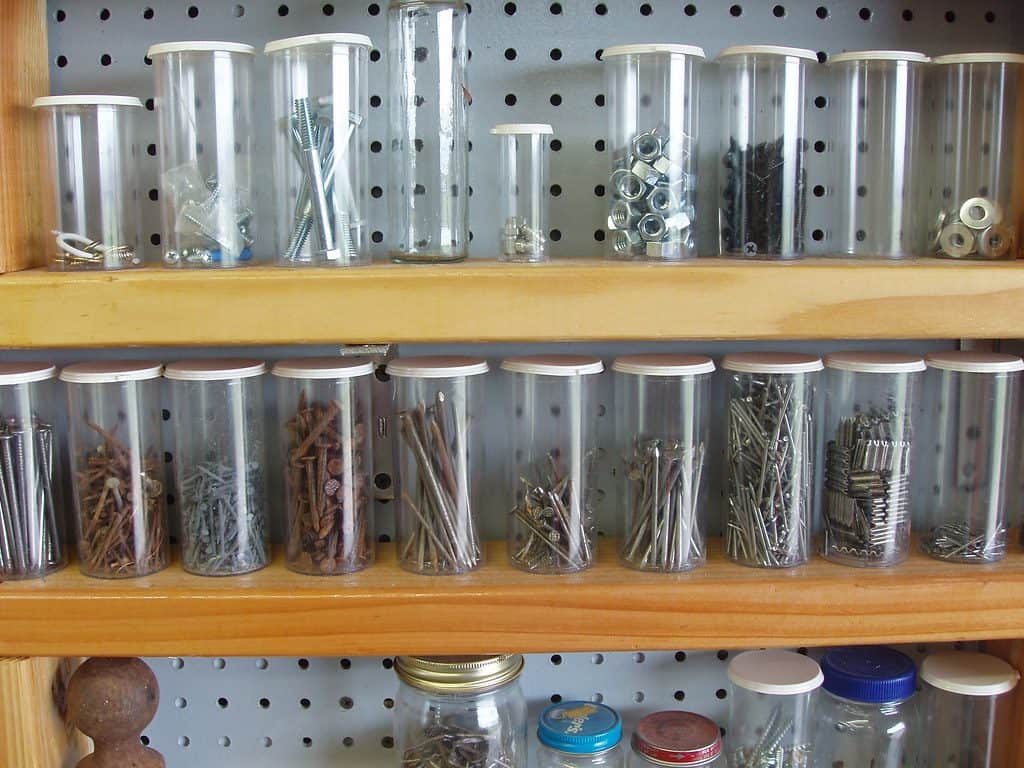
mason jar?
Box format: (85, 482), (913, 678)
(537, 701), (624, 767)
(629, 711), (724, 767)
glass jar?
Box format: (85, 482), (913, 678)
(629, 711), (724, 767)
(501, 356), (603, 574)
(266, 34), (372, 267)
(537, 701), (624, 768)
(33, 96), (144, 271)
(822, 352), (925, 567)
(920, 351), (1022, 563)
(149, 41), (256, 268)
(603, 43), (705, 261)
(492, 123), (552, 262)
(387, 0), (469, 262)
(165, 360), (270, 577)
(272, 357), (375, 575)
(387, 356), (487, 574)
(395, 655), (527, 768)
(60, 362), (169, 579)
(613, 355), (714, 572)
(722, 353), (822, 568)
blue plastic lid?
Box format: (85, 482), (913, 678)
(538, 701), (623, 754)
(821, 647), (917, 703)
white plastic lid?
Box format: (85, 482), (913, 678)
(147, 41), (255, 57)
(920, 652), (1019, 697)
(825, 351), (926, 374)
(264, 33), (373, 54)
(932, 53), (1024, 66)
(272, 357), (375, 379)
(717, 45), (817, 61)
(721, 352), (823, 375)
(601, 43), (706, 60)
(728, 650), (824, 696)
(33, 95), (143, 108)
(0, 363), (58, 386)
(925, 351), (1024, 374)
(386, 356), (489, 379)
(490, 123), (554, 135)
(164, 359), (267, 381)
(60, 361), (163, 384)
(828, 50), (929, 64)
(611, 354), (715, 377)
(500, 355), (604, 376)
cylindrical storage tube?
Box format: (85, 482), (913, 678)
(33, 96), (144, 271)
(723, 353), (822, 568)
(165, 359), (270, 577)
(717, 46), (815, 259)
(273, 357), (375, 575)
(537, 701), (624, 768)
(149, 41), (256, 268)
(921, 351), (1022, 563)
(602, 44), (704, 261)
(502, 356), (603, 574)
(829, 51), (929, 258)
(60, 362), (168, 579)
(491, 123), (552, 262)
(387, 356), (487, 574)
(613, 354), (714, 572)
(387, 0), (469, 262)
(266, 34), (372, 267)
(629, 711), (725, 767)
(930, 54), (1024, 260)
(822, 352), (925, 567)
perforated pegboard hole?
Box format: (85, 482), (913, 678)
(675, 651), (687, 662)
(343, 737), (355, 747)
(858, 6), (872, 20)
(773, 4), (786, 17)
(684, 3), (697, 15)
(550, 2), (563, 13)
(259, 698), (271, 709)
(633, 652), (646, 663)
(218, 697), (229, 709)
(633, 691), (645, 703)
(170, 657), (184, 670)
(262, 737), (272, 748)
(178, 736), (190, 748)
(944, 10), (956, 22)
(380, 736), (394, 749)
(297, 658), (309, 670)
(550, 694), (562, 703)
(255, 659), (268, 670)
(591, 653), (604, 664)
(340, 697), (354, 709)
(187, 5), (199, 18)
(730, 4), (742, 16)
(175, 697), (188, 709)
(674, 690), (686, 700)
(902, 8), (913, 20)
(322, 4), (334, 15)
(595, 3), (608, 15)
(816, 5), (828, 18)
(715, 688), (728, 699)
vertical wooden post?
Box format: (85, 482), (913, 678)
(985, 639), (1024, 767)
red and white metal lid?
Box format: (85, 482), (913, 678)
(631, 711), (722, 766)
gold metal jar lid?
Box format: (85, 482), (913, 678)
(395, 655), (525, 694)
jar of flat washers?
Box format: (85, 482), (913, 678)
(537, 701), (625, 767)
(629, 711), (725, 767)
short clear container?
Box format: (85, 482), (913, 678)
(266, 34), (372, 267)
(492, 123), (552, 262)
(0, 364), (66, 580)
(60, 362), (169, 579)
(33, 96), (144, 271)
(273, 357), (375, 575)
(387, 356), (487, 574)
(717, 46), (816, 259)
(822, 352), (925, 567)
(603, 44), (705, 261)
(829, 51), (929, 258)
(149, 41), (257, 268)
(613, 355), (714, 572)
(537, 701), (624, 767)
(387, 0), (469, 262)
(930, 54), (1024, 260)
(722, 353), (822, 568)
(920, 351), (1022, 563)
(629, 711), (725, 767)
(501, 356), (603, 574)
(725, 650), (822, 767)
(165, 360), (270, 577)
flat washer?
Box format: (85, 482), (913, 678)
(978, 224), (1013, 259)
(959, 197), (1001, 230)
(931, 209), (947, 251)
(938, 222), (976, 258)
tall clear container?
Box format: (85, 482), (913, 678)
(629, 711), (725, 767)
(165, 360), (269, 577)
(149, 41), (256, 268)
(603, 44), (704, 261)
(717, 46), (815, 259)
(930, 54), (1024, 260)
(502, 356), (603, 574)
(266, 34), (372, 267)
(33, 96), (144, 271)
(613, 355), (713, 572)
(920, 351), (1022, 563)
(273, 357), (375, 575)
(387, 0), (469, 262)
(60, 362), (168, 579)
(387, 356), (487, 574)
(829, 51), (929, 258)
(537, 701), (624, 768)
(822, 352), (925, 567)
(492, 123), (552, 262)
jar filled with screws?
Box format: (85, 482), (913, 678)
(273, 357), (375, 575)
(602, 44), (705, 261)
(149, 42), (257, 268)
(629, 711), (725, 767)
(613, 354), (714, 573)
(266, 34), (372, 267)
(165, 360), (270, 577)
(537, 701), (624, 767)
(61, 362), (169, 579)
(492, 123), (552, 263)
(502, 356), (603, 574)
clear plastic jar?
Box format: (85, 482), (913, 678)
(273, 357), (375, 575)
(387, 0), (469, 262)
(723, 353), (822, 568)
(492, 123), (552, 262)
(537, 701), (624, 768)
(822, 352), (925, 567)
(613, 355), (714, 572)
(717, 46), (815, 259)
(165, 360), (270, 577)
(266, 34), (372, 267)
(149, 41), (256, 268)
(603, 44), (704, 261)
(387, 356), (487, 574)
(629, 711), (724, 767)
(60, 362), (169, 579)
(920, 352), (1022, 563)
(33, 96), (144, 271)
(501, 356), (603, 574)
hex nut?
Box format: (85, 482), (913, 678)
(647, 186), (677, 215)
(638, 213), (667, 242)
(978, 224), (1012, 259)
(616, 171), (647, 201)
(938, 222), (976, 258)
(632, 132), (662, 162)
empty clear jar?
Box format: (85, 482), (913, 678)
(149, 41), (256, 268)
(492, 123), (552, 262)
(537, 701), (624, 767)
(629, 711), (724, 767)
(165, 360), (269, 577)
(34, 96), (144, 271)
(266, 34), (372, 266)
(603, 44), (704, 261)
(921, 352), (1022, 563)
